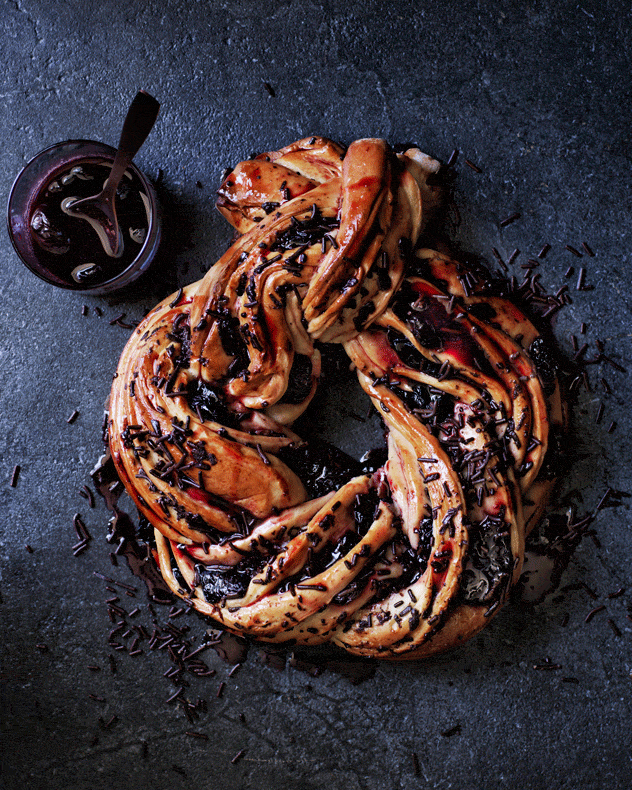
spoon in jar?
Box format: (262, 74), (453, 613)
(61, 90), (160, 258)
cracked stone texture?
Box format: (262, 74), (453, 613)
(1, 1), (631, 789)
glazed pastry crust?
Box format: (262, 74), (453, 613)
(109, 137), (563, 659)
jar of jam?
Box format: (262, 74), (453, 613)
(7, 140), (162, 294)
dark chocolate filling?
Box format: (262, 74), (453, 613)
(282, 353), (314, 404)
(277, 439), (365, 499)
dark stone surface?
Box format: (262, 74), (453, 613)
(1, 1), (631, 788)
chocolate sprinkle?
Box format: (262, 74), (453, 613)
(500, 212), (521, 227)
(607, 619), (622, 637)
(585, 605), (605, 623)
(464, 159), (482, 173)
(9, 464), (20, 487)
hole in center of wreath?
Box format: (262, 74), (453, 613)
(278, 344), (388, 498)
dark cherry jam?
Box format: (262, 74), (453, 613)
(7, 140), (161, 294)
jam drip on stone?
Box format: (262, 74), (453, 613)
(107, 137), (565, 660)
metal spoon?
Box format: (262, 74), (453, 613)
(62, 90), (160, 258)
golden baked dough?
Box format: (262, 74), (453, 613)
(108, 137), (564, 659)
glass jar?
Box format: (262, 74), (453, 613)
(7, 139), (162, 295)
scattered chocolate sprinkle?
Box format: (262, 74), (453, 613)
(35, 643), (48, 652)
(585, 605), (605, 623)
(79, 485), (95, 508)
(538, 244), (551, 259)
(607, 619), (622, 637)
(93, 572), (137, 593)
(581, 582), (598, 600)
(216, 681), (225, 698)
(595, 488), (612, 513)
(446, 149), (459, 167)
(94, 306), (103, 317)
(81, 304), (88, 316)
(186, 731), (209, 740)
(464, 159), (481, 173)
(171, 765), (187, 777)
(607, 587), (626, 599)
(565, 244), (583, 257)
(564, 265), (575, 278)
(507, 248), (520, 266)
(108, 655), (117, 674)
(561, 613), (569, 627)
(9, 464), (20, 487)
(561, 677), (580, 684)
(607, 421), (617, 434)
(88, 693), (106, 703)
(441, 723), (462, 737)
(255, 444), (271, 465)
(595, 402), (604, 424)
(166, 687), (184, 704)
(582, 241), (595, 257)
(412, 751), (421, 776)
(25, 544), (33, 553)
(576, 268), (586, 290)
(500, 212), (520, 227)
(87, 665), (100, 672)
(231, 748), (246, 764)
(263, 81), (276, 97)
(602, 354), (626, 373)
(533, 662), (562, 671)
(169, 288), (184, 308)
(67, 409), (79, 424)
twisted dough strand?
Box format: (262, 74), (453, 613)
(109, 137), (563, 659)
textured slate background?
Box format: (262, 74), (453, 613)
(1, 1), (631, 788)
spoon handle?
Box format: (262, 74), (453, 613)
(104, 90), (160, 198)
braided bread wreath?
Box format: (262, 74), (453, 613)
(108, 137), (566, 660)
